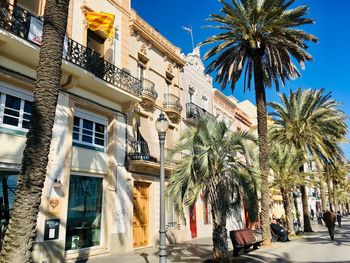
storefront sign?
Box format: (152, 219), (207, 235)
(44, 218), (60, 241)
(48, 198), (61, 217)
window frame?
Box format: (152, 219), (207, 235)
(166, 198), (178, 229)
(0, 84), (33, 133)
(203, 199), (211, 225)
(73, 108), (108, 151)
(65, 174), (105, 252)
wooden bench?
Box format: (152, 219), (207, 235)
(229, 229), (263, 257)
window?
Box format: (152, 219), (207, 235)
(73, 109), (107, 150)
(87, 29), (106, 56)
(166, 81), (171, 95)
(203, 199), (211, 225)
(137, 63), (145, 82)
(15, 0), (40, 15)
(65, 175), (103, 250)
(0, 91), (32, 131)
(167, 198), (177, 229)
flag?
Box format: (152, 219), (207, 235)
(84, 11), (115, 39)
(182, 26), (192, 33)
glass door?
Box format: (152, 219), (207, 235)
(65, 175), (103, 251)
(0, 173), (18, 247)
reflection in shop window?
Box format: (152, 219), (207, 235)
(65, 175), (103, 250)
(0, 174), (18, 243)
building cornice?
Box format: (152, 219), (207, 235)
(213, 89), (252, 126)
(130, 10), (185, 67)
(213, 89), (238, 111)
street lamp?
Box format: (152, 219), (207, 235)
(155, 112), (169, 263)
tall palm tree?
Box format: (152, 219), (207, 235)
(269, 144), (305, 236)
(336, 180), (350, 212)
(323, 159), (349, 212)
(0, 0), (70, 261)
(201, 0), (317, 244)
(167, 116), (258, 260)
(269, 88), (347, 232)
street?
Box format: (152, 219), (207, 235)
(76, 217), (350, 263)
(238, 217), (350, 263)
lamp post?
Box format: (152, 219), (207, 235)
(155, 112), (169, 263)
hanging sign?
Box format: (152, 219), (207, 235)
(28, 16), (43, 45)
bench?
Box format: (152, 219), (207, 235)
(229, 229), (263, 257)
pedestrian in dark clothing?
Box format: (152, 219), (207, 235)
(336, 211), (342, 227)
(323, 210), (336, 240)
(271, 218), (290, 242)
(311, 209), (315, 220)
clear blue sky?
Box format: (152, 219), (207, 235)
(132, 0), (350, 157)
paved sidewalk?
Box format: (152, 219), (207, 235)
(77, 217), (350, 263)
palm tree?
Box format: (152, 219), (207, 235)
(0, 0), (70, 261)
(201, 0), (317, 244)
(336, 180), (350, 212)
(324, 159), (349, 212)
(269, 88), (347, 232)
(269, 144), (305, 236)
(166, 116), (258, 260)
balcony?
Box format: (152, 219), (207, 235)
(129, 140), (156, 161)
(163, 93), (182, 122)
(128, 140), (177, 175)
(186, 102), (214, 124)
(139, 78), (158, 109)
(0, 2), (142, 101)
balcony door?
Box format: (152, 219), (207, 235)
(133, 181), (150, 248)
(15, 0), (41, 15)
(87, 29), (105, 56)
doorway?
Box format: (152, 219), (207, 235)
(0, 172), (18, 246)
(189, 204), (197, 238)
(133, 181), (150, 248)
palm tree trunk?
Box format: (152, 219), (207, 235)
(253, 56), (271, 245)
(315, 159), (326, 210)
(333, 179), (338, 212)
(0, 0), (69, 261)
(300, 185), (313, 232)
(327, 178), (333, 211)
(319, 177), (327, 211)
(298, 163), (313, 232)
(211, 206), (228, 261)
(281, 188), (295, 236)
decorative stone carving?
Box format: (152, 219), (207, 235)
(146, 42), (152, 50)
(138, 43), (150, 63)
(140, 44), (147, 56)
(167, 63), (173, 74)
(166, 63), (175, 80)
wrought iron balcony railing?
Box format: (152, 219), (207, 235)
(163, 93), (182, 112)
(186, 102), (214, 120)
(129, 140), (156, 162)
(0, 1), (142, 97)
(141, 78), (158, 100)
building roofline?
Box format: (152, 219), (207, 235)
(130, 10), (186, 66)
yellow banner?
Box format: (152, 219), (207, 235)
(85, 12), (115, 39)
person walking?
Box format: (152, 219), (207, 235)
(323, 210), (336, 240)
(311, 209), (315, 220)
(336, 211), (342, 228)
